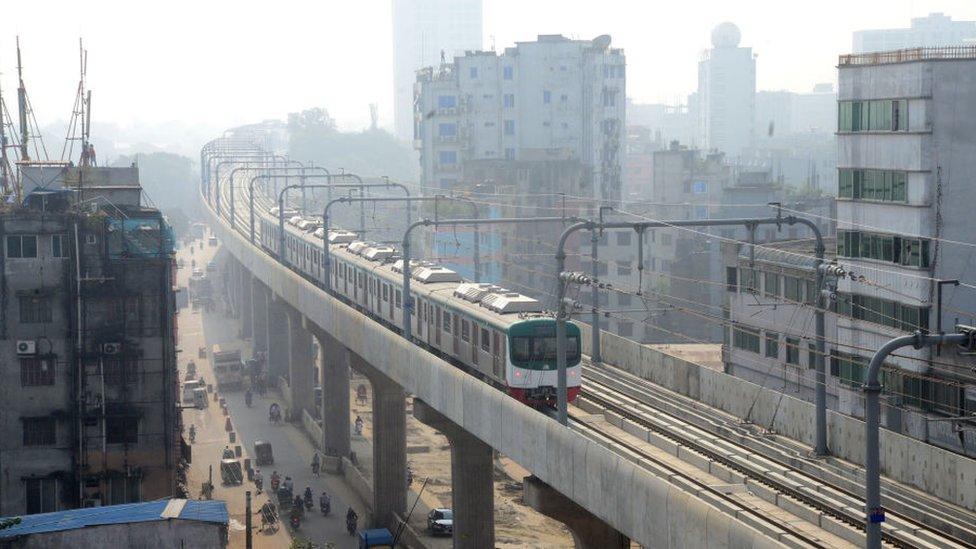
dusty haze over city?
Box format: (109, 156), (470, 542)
(1, 0), (974, 133)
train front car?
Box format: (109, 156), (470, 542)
(506, 318), (582, 406)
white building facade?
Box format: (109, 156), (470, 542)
(392, 0), (483, 142)
(853, 12), (976, 54)
(415, 34), (626, 203)
(830, 47), (976, 451)
(697, 23), (755, 158)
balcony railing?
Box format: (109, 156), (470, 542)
(839, 46), (976, 67)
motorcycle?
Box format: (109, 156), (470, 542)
(346, 515), (357, 536)
(254, 476), (263, 494)
(319, 495), (331, 516)
(270, 475), (280, 494)
(290, 513), (301, 530)
(303, 488), (313, 511)
(244, 390), (252, 408)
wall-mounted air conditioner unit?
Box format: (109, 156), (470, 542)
(17, 340), (36, 355)
(102, 342), (122, 355)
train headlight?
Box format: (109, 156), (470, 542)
(514, 371), (522, 377)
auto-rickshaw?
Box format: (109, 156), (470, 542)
(359, 528), (394, 548)
(220, 458), (243, 485)
(253, 440), (274, 466)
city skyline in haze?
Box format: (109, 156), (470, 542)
(1, 0), (974, 136)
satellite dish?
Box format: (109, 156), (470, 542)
(592, 35), (612, 50)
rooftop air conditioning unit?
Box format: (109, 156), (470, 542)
(102, 342), (122, 355)
(17, 340), (36, 355)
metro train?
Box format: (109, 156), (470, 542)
(252, 203), (583, 406)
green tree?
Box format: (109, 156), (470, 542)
(288, 107), (418, 183)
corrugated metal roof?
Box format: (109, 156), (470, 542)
(0, 499), (227, 539)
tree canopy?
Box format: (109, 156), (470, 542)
(287, 107), (417, 183)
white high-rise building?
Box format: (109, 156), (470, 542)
(414, 34), (626, 203)
(696, 22), (755, 158)
(853, 12), (976, 54)
(392, 0), (483, 142)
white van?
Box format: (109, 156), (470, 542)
(183, 379), (204, 403)
(193, 388), (209, 409)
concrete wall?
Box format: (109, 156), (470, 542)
(207, 202), (782, 548)
(584, 323), (976, 512)
(0, 520), (225, 549)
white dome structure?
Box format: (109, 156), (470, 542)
(711, 22), (742, 48)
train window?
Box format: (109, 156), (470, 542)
(461, 320), (470, 342)
(443, 312), (451, 333)
(511, 335), (581, 362)
(395, 290), (402, 307)
(481, 328), (490, 351)
(436, 307), (442, 329)
(382, 284), (389, 301)
(492, 332), (501, 357)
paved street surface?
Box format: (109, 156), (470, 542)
(179, 236), (366, 548)
(179, 229), (559, 548)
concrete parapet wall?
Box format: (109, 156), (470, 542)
(302, 409), (323, 450)
(582, 324), (976, 512)
(206, 203), (782, 548)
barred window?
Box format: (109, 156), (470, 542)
(19, 295), (53, 323)
(21, 357), (55, 386)
(23, 417), (57, 446)
(106, 416), (139, 444)
(25, 478), (57, 514)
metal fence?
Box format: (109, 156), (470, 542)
(839, 46), (976, 66)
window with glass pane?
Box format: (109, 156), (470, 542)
(764, 272), (780, 298)
(785, 338), (800, 364)
(764, 332), (779, 358)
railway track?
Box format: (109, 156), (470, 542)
(223, 170), (976, 547)
(578, 363), (975, 548)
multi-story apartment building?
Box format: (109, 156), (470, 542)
(853, 12), (976, 54)
(0, 165), (179, 514)
(392, 0), (483, 142)
(697, 23), (755, 158)
(722, 46), (976, 456)
(415, 34), (625, 204)
(723, 239), (839, 405)
(834, 47), (976, 449)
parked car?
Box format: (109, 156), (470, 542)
(426, 508), (453, 536)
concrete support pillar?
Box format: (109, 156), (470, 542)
(414, 399), (494, 549)
(285, 310), (315, 418)
(250, 280), (269, 356)
(360, 357), (406, 529)
(239, 267), (253, 340)
(267, 296), (289, 381)
(308, 326), (351, 458)
(223, 258), (238, 317)
(523, 476), (628, 549)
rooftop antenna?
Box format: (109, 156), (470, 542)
(63, 38), (94, 166)
(15, 37), (50, 163)
(0, 67), (20, 203)
(16, 37), (29, 162)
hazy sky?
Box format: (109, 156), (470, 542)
(2, 0), (974, 134)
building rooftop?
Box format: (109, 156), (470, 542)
(0, 499), (228, 539)
(839, 45), (976, 67)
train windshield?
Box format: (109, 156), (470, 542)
(511, 335), (580, 364)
